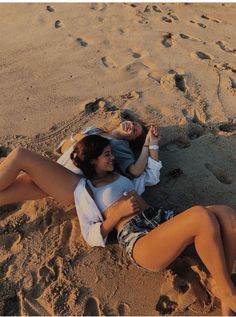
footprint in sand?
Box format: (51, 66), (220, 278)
(58, 220), (73, 255)
(46, 5), (55, 12)
(144, 5), (151, 13)
(152, 5), (163, 13)
(101, 56), (117, 69)
(156, 295), (178, 315)
(216, 40), (236, 54)
(201, 14), (221, 23)
(162, 138), (191, 152)
(219, 122), (236, 133)
(76, 38), (88, 47)
(126, 61), (149, 76)
(205, 163), (233, 184)
(187, 125), (205, 140)
(179, 33), (201, 42)
(21, 295), (51, 316)
(174, 73), (187, 93)
(83, 297), (101, 316)
(198, 22), (207, 28)
(195, 51), (213, 60)
(132, 52), (141, 59)
(30, 256), (62, 299)
(165, 258), (213, 314)
(167, 12), (179, 21)
(55, 20), (62, 29)
(0, 255), (16, 279)
(2, 294), (20, 315)
(162, 16), (173, 23)
(117, 303), (130, 316)
(230, 77), (236, 89)
(162, 33), (175, 48)
(103, 302), (130, 316)
(180, 33), (190, 39)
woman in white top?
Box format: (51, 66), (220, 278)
(70, 134), (236, 316)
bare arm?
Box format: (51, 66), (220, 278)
(148, 125), (161, 161)
(128, 146), (149, 177)
(128, 126), (161, 177)
(100, 193), (140, 238)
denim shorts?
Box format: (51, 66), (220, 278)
(117, 207), (176, 268)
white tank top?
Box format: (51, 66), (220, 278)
(87, 174), (134, 213)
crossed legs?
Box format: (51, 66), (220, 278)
(132, 205), (236, 314)
(0, 148), (80, 206)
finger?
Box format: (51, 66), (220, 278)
(133, 206), (140, 213)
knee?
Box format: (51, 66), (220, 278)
(190, 205), (220, 233)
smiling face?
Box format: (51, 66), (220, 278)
(92, 145), (115, 174)
(117, 121), (143, 140)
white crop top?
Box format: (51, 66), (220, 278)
(87, 174), (135, 213)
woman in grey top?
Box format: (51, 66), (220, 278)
(59, 119), (161, 177)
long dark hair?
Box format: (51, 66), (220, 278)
(70, 135), (110, 178)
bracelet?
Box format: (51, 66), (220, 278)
(149, 144), (159, 150)
(143, 144), (149, 147)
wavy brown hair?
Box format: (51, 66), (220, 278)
(70, 135), (110, 178)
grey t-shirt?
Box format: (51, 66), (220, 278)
(110, 139), (135, 175)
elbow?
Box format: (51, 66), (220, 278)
(128, 165), (143, 177)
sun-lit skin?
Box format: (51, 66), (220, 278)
(91, 145), (115, 177)
(110, 121), (144, 141)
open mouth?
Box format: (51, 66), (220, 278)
(122, 122), (133, 133)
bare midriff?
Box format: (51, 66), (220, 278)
(103, 191), (150, 232)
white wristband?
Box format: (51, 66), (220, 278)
(149, 144), (159, 150)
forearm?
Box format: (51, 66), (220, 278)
(100, 214), (120, 238)
(100, 199), (125, 238)
(100, 192), (140, 238)
(149, 148), (159, 161)
(128, 146), (149, 177)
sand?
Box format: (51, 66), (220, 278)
(0, 2), (236, 316)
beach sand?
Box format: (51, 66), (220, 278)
(0, 3), (236, 315)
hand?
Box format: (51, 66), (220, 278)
(105, 193), (140, 221)
(145, 126), (161, 145)
(150, 125), (161, 144)
(121, 195), (140, 218)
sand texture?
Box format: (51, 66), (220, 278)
(0, 3), (236, 316)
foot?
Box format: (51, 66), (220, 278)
(207, 278), (236, 315)
(221, 304), (235, 316)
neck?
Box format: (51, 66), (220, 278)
(93, 171), (111, 180)
(108, 129), (122, 139)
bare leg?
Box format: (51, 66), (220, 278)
(206, 205), (236, 315)
(132, 206), (236, 312)
(0, 173), (47, 206)
(0, 148), (80, 205)
(206, 205), (236, 273)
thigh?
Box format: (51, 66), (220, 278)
(19, 149), (80, 204)
(206, 205), (236, 229)
(132, 206), (205, 271)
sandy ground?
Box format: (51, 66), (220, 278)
(0, 3), (236, 316)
